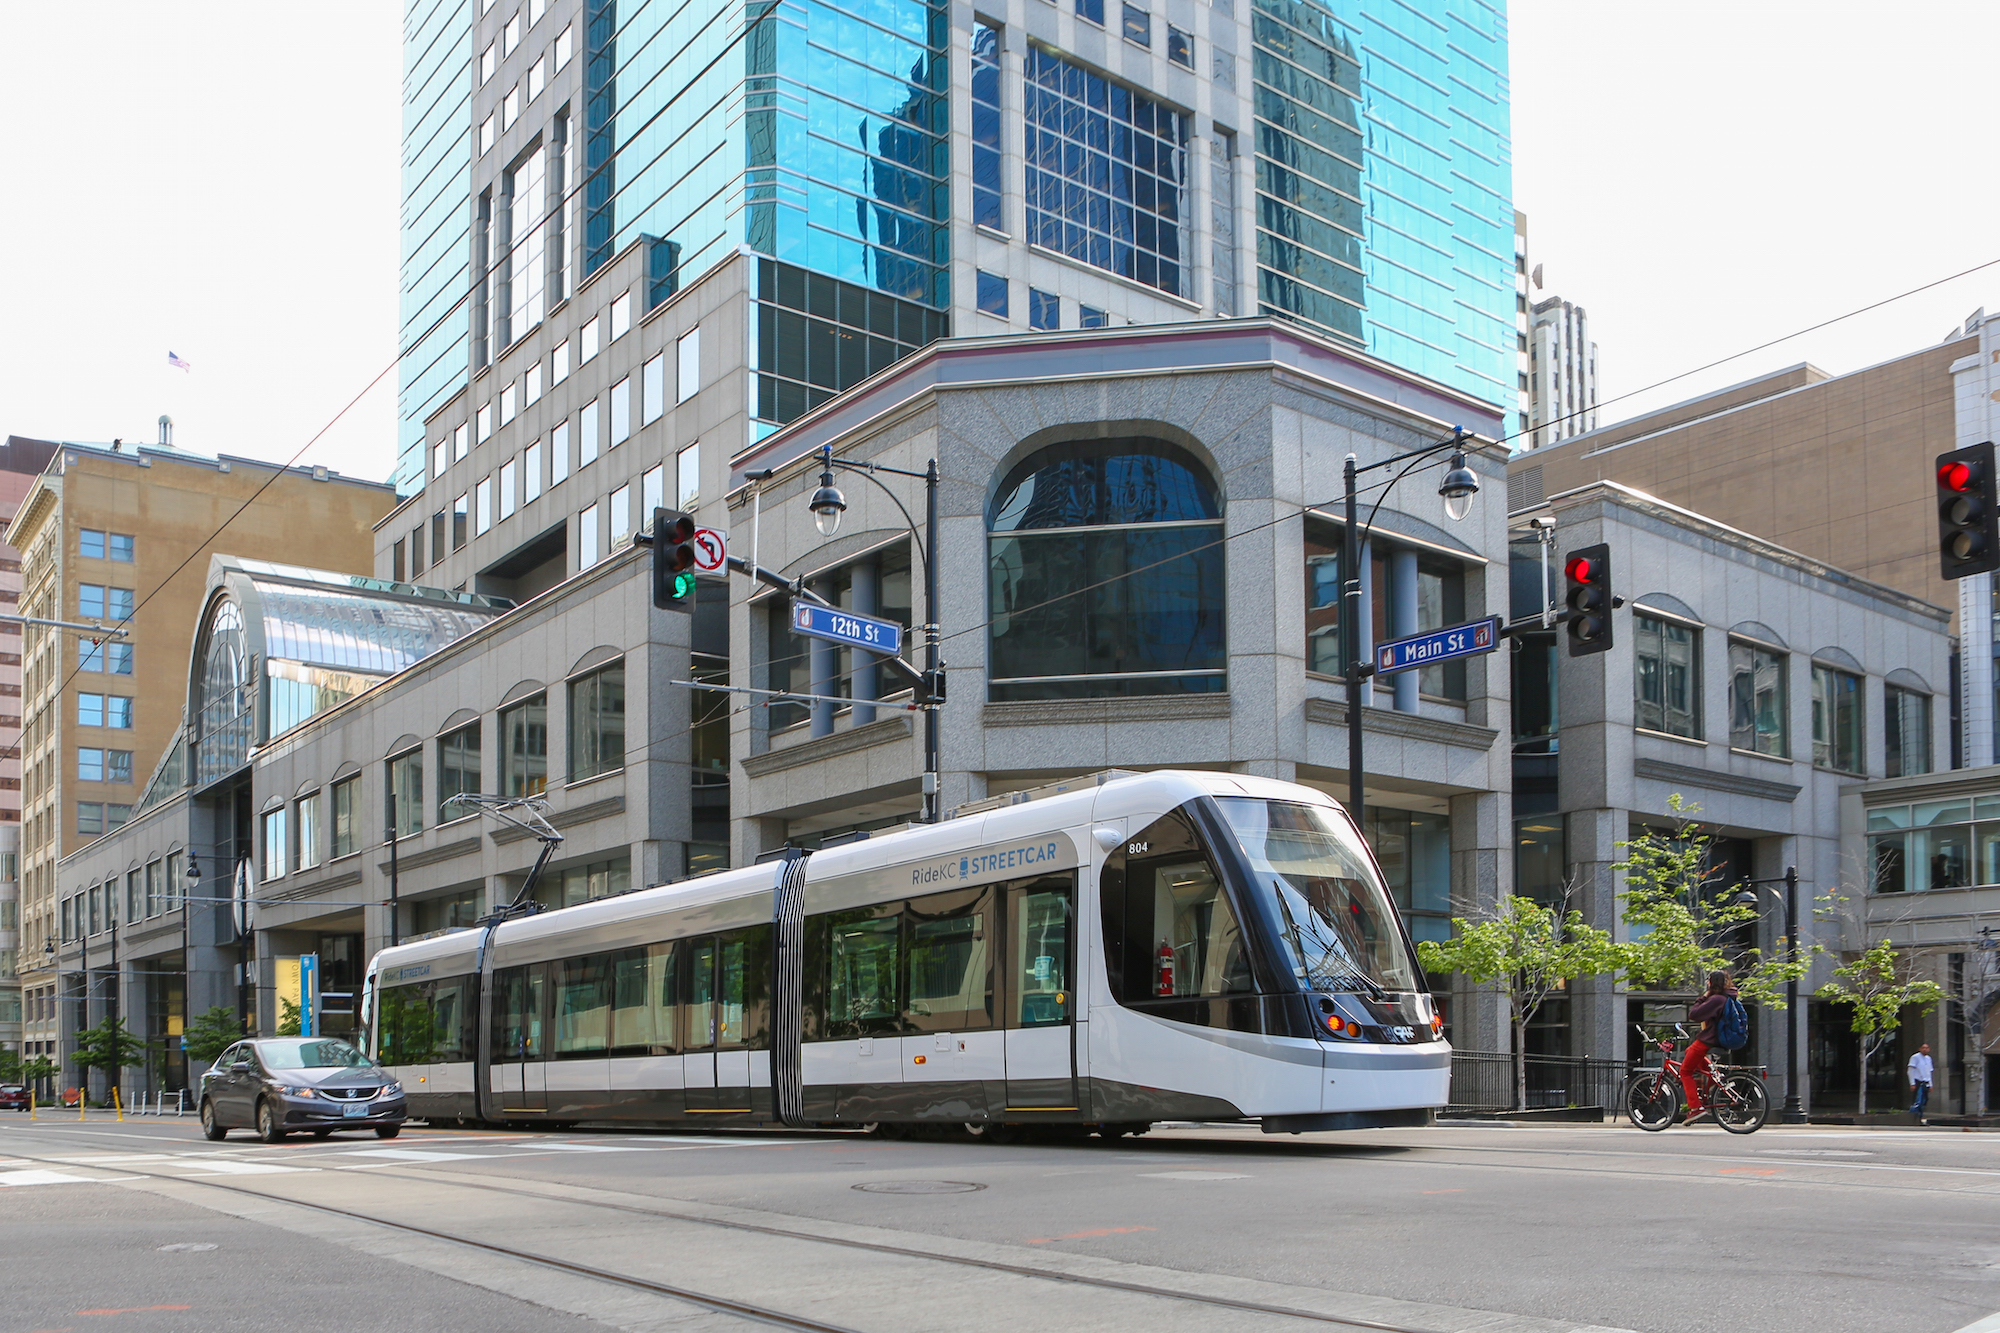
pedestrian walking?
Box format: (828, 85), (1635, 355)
(1908, 1043), (1934, 1119)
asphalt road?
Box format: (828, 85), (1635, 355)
(1, 1114), (1994, 1333)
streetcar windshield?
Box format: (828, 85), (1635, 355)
(1216, 797), (1421, 994)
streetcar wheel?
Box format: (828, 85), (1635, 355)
(1714, 1074), (1769, 1135)
(1625, 1073), (1677, 1132)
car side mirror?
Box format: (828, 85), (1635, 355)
(231, 1061), (252, 1073)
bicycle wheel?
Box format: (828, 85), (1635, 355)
(1626, 1072), (1678, 1131)
(1714, 1073), (1769, 1134)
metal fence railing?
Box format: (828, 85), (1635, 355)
(1448, 1050), (1638, 1116)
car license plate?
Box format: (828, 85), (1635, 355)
(342, 1102), (368, 1118)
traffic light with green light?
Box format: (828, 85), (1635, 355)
(652, 508), (698, 610)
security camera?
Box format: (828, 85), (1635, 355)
(1526, 515), (1556, 531)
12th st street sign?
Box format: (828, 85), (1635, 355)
(1375, 617), (1499, 675)
(792, 600), (903, 656)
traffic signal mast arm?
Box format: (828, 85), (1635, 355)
(724, 553), (933, 700)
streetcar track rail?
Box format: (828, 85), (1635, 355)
(0, 1137), (1447, 1333)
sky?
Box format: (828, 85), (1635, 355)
(2, 2), (1996, 480)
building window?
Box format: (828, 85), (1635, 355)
(78, 693), (103, 727)
(146, 858), (164, 915)
(972, 25), (1004, 231)
(678, 329), (700, 402)
(79, 584), (104, 618)
(454, 422), (470, 461)
(454, 493), (469, 550)
(610, 483), (632, 544)
(580, 314), (600, 363)
(1076, 0), (1103, 24)
(525, 440), (544, 503)
(580, 400), (600, 467)
(1811, 663), (1862, 773)
(555, 21), (573, 68)
(1024, 46), (1190, 299)
(296, 791), (321, 872)
(479, 41), (495, 83)
(1886, 686), (1932, 778)
(525, 360), (543, 405)
(642, 463), (665, 519)
(568, 660), (626, 781)
(578, 502), (601, 570)
(643, 354), (665, 425)
(676, 444), (699, 511)
(1029, 288), (1058, 330)
(1634, 612), (1700, 738)
(262, 806), (287, 882)
(476, 475), (494, 535)
(610, 377), (631, 446)
(988, 438), (1223, 699)
(1167, 24), (1192, 66)
(551, 420), (570, 484)
(552, 339), (570, 384)
(500, 379), (518, 425)
(1866, 798), (2000, 893)
(331, 775), (358, 858)
(610, 290), (631, 340)
(438, 722), (481, 823)
(538, 854), (632, 909)
(78, 802), (103, 836)
(1079, 303), (1107, 328)
(500, 457), (518, 519)
(79, 748), (104, 782)
(501, 693), (549, 797)
(976, 271), (1009, 317)
(1299, 524), (1465, 699)
(1728, 640), (1788, 757)
(81, 529), (105, 558)
(127, 869), (141, 923)
(477, 402), (493, 442)
(389, 749), (424, 838)
(749, 262), (944, 426)
(393, 538), (406, 583)
(1121, 3), (1150, 45)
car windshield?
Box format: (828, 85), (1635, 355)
(258, 1039), (375, 1070)
(1216, 797), (1422, 993)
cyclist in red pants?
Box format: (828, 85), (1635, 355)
(1680, 970), (1736, 1121)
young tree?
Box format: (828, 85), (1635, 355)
(1817, 939), (1945, 1115)
(182, 1006), (244, 1064)
(72, 1016), (148, 1101)
(19, 1054), (58, 1088)
(1617, 795), (1814, 1010)
(1418, 889), (1623, 1110)
(276, 997), (303, 1037)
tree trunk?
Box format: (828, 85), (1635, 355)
(1513, 1013), (1528, 1112)
(1857, 1035), (1870, 1116)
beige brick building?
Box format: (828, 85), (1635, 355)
(7, 436), (394, 1067)
(1506, 333), (1973, 626)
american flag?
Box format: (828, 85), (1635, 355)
(167, 351), (192, 372)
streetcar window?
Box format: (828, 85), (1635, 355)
(906, 888), (992, 1032)
(825, 910), (901, 1037)
(555, 955), (611, 1057)
(494, 967), (545, 1060)
(686, 940), (717, 1048)
(1101, 809), (1252, 1002)
(609, 944), (673, 1055)
(1216, 797), (1420, 993)
(1009, 884), (1070, 1027)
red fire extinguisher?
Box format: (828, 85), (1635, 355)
(1156, 941), (1175, 996)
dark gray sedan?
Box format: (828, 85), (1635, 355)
(200, 1037), (408, 1143)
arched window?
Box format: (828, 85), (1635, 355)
(194, 599), (252, 786)
(987, 438), (1225, 700)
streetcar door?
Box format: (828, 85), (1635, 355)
(491, 964), (547, 1114)
(1003, 879), (1077, 1110)
(682, 939), (719, 1111)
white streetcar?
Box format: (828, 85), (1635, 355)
(362, 770), (1448, 1134)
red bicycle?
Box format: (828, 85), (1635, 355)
(1626, 1025), (1768, 1134)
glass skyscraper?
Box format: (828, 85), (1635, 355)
(393, 0), (1511, 494)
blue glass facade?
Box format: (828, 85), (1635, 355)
(396, 0), (476, 495)
(1251, 0), (1512, 409)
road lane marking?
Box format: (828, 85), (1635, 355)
(1951, 1315), (2000, 1333)
(337, 1148), (515, 1162)
(0, 1169), (101, 1186)
(74, 1308), (193, 1316)
(170, 1159), (310, 1175)
(518, 1142), (652, 1153)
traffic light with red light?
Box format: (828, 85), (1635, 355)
(652, 507), (698, 610)
(1563, 543), (1613, 656)
(1937, 441), (2000, 580)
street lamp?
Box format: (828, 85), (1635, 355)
(801, 442), (944, 823)
(1339, 427), (1480, 826)
(1736, 866), (1807, 1124)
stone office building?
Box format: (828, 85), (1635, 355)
(1508, 481), (1952, 1101)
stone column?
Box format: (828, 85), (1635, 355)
(1565, 805), (1627, 1065)
(809, 575), (838, 738)
(850, 558), (879, 726)
(1448, 788), (1510, 1052)
(1390, 548), (1418, 714)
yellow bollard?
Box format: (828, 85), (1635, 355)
(113, 1087), (124, 1122)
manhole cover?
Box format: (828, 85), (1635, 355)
(157, 1243), (219, 1253)
(852, 1180), (986, 1195)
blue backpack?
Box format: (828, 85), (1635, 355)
(1715, 997), (1750, 1050)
